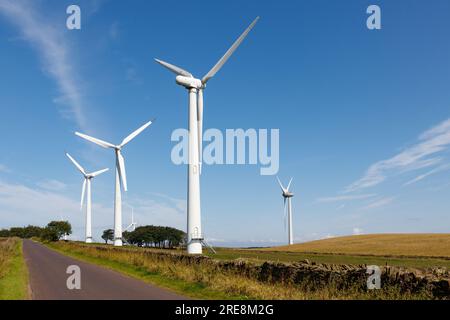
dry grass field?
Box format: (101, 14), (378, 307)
(267, 234), (450, 258)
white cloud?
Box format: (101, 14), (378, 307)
(316, 194), (376, 203)
(0, 0), (87, 129)
(36, 179), (67, 192)
(0, 180), (187, 240)
(0, 180), (81, 227)
(346, 118), (450, 192)
(361, 197), (395, 210)
(403, 164), (450, 186)
(352, 227), (364, 235)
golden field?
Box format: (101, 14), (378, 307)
(267, 234), (450, 258)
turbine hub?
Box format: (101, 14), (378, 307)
(176, 75), (202, 89)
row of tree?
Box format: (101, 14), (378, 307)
(0, 221), (72, 242)
(102, 225), (186, 248)
(1, 221), (184, 249)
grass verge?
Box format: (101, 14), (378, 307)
(45, 241), (244, 300)
(46, 241), (433, 300)
(0, 238), (29, 300)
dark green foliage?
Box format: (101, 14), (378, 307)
(0, 221), (71, 242)
(124, 225), (185, 249)
(102, 229), (114, 244)
(46, 221), (72, 240)
(40, 227), (60, 242)
(0, 225), (44, 239)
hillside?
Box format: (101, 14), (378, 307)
(267, 234), (450, 258)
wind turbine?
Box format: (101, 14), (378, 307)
(155, 17), (259, 254)
(277, 177), (294, 245)
(75, 120), (153, 246)
(124, 203), (137, 232)
(66, 153), (109, 243)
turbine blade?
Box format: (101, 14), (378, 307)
(287, 178), (293, 191)
(202, 17), (259, 84)
(90, 168), (109, 177)
(283, 198), (287, 232)
(197, 89), (204, 174)
(117, 151), (128, 192)
(120, 119), (154, 147)
(66, 153), (86, 175)
(81, 179), (86, 210)
(276, 176), (286, 192)
(154, 59), (193, 77)
(75, 132), (116, 149)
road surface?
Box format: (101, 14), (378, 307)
(23, 240), (186, 300)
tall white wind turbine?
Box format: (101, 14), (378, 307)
(75, 120), (153, 246)
(155, 17), (259, 254)
(66, 153), (109, 243)
(277, 177), (294, 245)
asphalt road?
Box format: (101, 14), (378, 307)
(23, 240), (186, 300)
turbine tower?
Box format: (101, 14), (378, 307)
(277, 177), (294, 245)
(75, 120), (153, 246)
(155, 17), (259, 254)
(66, 153), (109, 243)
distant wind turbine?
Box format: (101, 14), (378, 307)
(66, 153), (109, 243)
(155, 17), (259, 254)
(277, 177), (294, 245)
(124, 203), (137, 232)
(75, 119), (153, 246)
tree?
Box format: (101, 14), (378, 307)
(123, 225), (186, 249)
(0, 229), (11, 238)
(23, 225), (44, 238)
(41, 227), (59, 242)
(46, 221), (72, 240)
(102, 229), (114, 244)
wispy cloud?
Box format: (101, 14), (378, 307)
(0, 0), (87, 129)
(352, 227), (364, 235)
(0, 180), (187, 239)
(403, 164), (450, 186)
(36, 179), (67, 192)
(346, 118), (450, 192)
(316, 194), (376, 203)
(361, 197), (395, 210)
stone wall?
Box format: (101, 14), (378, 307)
(92, 244), (450, 298)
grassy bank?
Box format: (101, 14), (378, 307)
(0, 238), (29, 300)
(47, 241), (433, 300)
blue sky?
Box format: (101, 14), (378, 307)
(0, 0), (449, 246)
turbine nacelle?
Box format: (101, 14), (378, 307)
(283, 191), (294, 198)
(175, 75), (203, 90)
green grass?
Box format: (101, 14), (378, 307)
(45, 241), (436, 300)
(45, 242), (247, 300)
(0, 238), (29, 300)
(204, 247), (450, 269)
